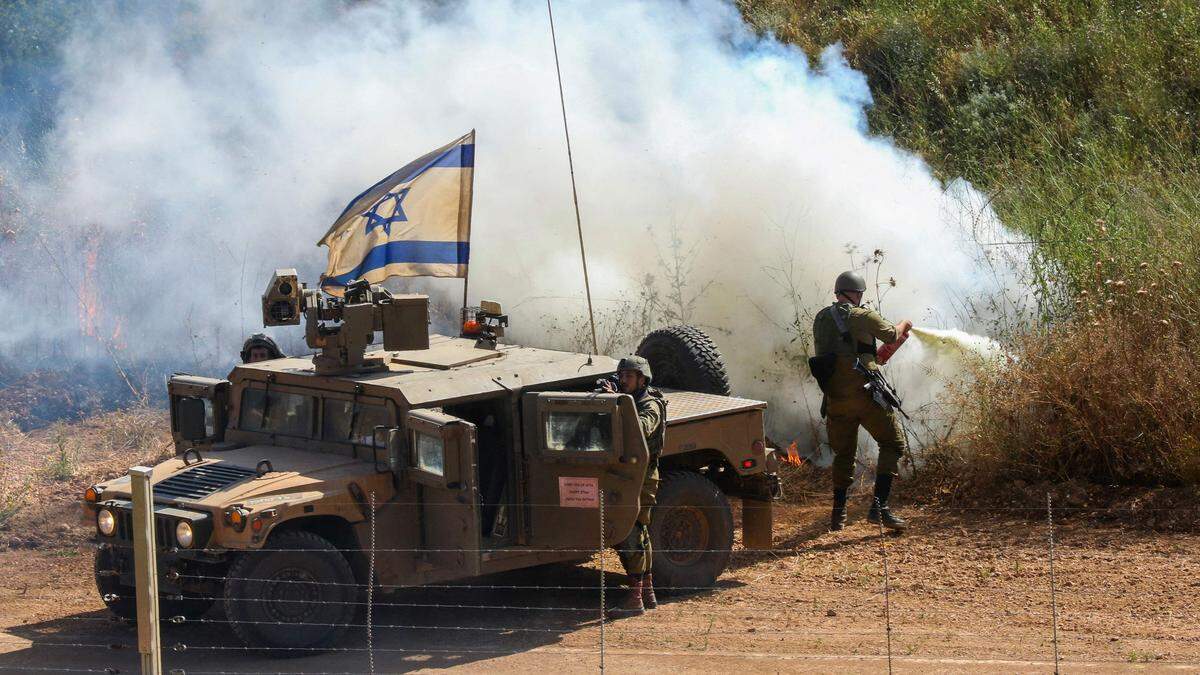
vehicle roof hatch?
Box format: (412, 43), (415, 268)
(392, 342), (504, 370)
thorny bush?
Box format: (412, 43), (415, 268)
(934, 254), (1200, 489)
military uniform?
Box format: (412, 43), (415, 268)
(812, 302), (907, 490)
(616, 387), (666, 576)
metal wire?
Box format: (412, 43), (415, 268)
(598, 485), (606, 673)
(875, 496), (894, 675)
(366, 491), (376, 675)
(1047, 492), (1061, 674)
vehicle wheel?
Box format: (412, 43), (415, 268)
(223, 531), (360, 655)
(636, 325), (731, 395)
(649, 470), (734, 594)
(94, 547), (215, 622)
(95, 546), (137, 621)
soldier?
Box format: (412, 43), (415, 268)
(240, 333), (285, 364)
(599, 355), (667, 616)
(810, 271), (912, 531)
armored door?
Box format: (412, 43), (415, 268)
(520, 392), (650, 556)
(404, 410), (482, 578)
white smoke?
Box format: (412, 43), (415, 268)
(0, 0), (1027, 444)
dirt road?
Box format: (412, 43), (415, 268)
(2, 501), (1198, 673)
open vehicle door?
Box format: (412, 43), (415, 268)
(404, 410), (481, 578)
(520, 392), (650, 554)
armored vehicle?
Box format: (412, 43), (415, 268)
(83, 270), (781, 650)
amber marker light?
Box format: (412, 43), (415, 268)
(84, 486), (100, 503)
(226, 507), (249, 532)
(251, 518), (265, 533)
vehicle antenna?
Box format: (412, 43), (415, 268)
(546, 0), (599, 359)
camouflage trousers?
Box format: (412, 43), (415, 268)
(616, 459), (659, 576)
(826, 393), (906, 490)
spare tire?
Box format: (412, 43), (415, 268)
(636, 325), (731, 395)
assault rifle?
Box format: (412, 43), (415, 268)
(853, 360), (909, 419)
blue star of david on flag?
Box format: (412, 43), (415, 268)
(318, 130), (475, 295)
(362, 187), (410, 236)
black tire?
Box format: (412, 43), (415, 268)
(94, 546), (215, 622)
(649, 470), (734, 594)
(95, 546), (136, 621)
(223, 531), (359, 655)
(636, 325), (731, 395)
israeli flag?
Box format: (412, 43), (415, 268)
(319, 131), (474, 295)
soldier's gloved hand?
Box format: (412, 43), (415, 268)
(597, 378), (617, 393)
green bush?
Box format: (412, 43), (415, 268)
(740, 0), (1200, 316)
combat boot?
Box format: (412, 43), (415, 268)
(829, 487), (849, 531)
(866, 475), (908, 531)
(641, 572), (658, 609)
(607, 575), (645, 618)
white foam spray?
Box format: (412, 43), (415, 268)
(909, 327), (1006, 365)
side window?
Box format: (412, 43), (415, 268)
(240, 388), (314, 438)
(545, 411), (613, 452)
(414, 431), (445, 476)
(322, 400), (390, 445)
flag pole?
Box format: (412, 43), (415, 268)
(461, 129), (476, 319)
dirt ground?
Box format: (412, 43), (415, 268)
(1, 412), (1199, 673)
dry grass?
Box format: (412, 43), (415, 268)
(0, 403), (170, 538)
(916, 291), (1200, 499)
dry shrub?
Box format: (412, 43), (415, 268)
(943, 303), (1200, 488)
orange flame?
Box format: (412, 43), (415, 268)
(78, 233), (101, 338)
(783, 441), (804, 467)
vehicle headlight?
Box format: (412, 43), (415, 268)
(175, 520), (194, 548)
(97, 509), (116, 536)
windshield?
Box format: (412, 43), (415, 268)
(239, 388), (314, 438)
(323, 400), (390, 445)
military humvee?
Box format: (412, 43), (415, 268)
(83, 270), (781, 650)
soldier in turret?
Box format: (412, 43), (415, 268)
(810, 271), (912, 532)
(599, 355), (667, 616)
(240, 333), (285, 364)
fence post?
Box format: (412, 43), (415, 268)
(130, 466), (162, 675)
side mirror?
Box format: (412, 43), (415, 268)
(374, 426), (407, 473)
(178, 397), (208, 441)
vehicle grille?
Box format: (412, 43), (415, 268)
(113, 509), (175, 550)
(153, 463), (258, 500)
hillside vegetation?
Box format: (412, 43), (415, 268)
(742, 0), (1200, 489)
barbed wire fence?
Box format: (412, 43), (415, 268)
(4, 490), (1200, 674)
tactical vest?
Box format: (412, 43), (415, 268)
(817, 303), (877, 358)
(637, 388), (667, 459)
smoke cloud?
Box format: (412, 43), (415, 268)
(0, 0), (1025, 445)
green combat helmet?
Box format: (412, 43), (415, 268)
(834, 270), (867, 294)
(617, 355), (653, 384)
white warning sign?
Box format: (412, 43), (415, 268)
(558, 476), (599, 508)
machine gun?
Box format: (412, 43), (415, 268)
(261, 269), (429, 374)
(853, 360), (909, 419)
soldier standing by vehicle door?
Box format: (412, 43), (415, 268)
(599, 355), (667, 616)
(809, 271), (913, 532)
